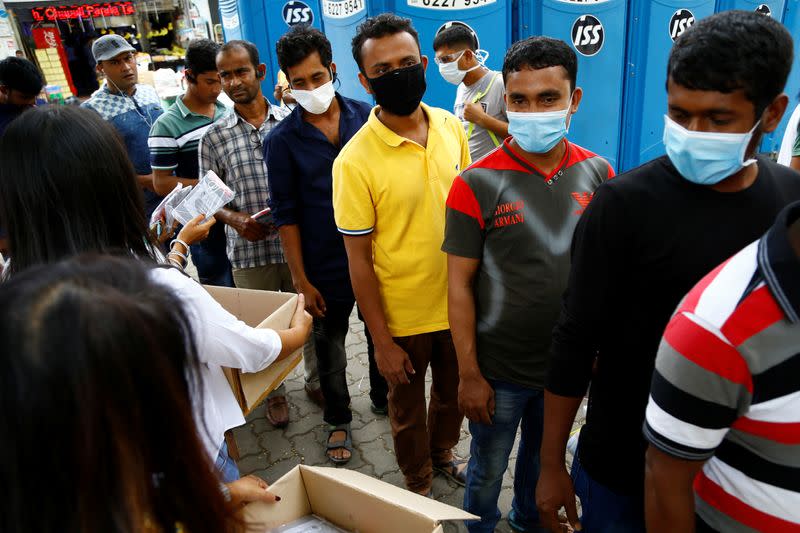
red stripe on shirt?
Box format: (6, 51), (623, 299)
(678, 259), (731, 314)
(469, 140), (532, 174)
(446, 175), (485, 230)
(664, 313), (753, 393)
(731, 417), (800, 445)
(564, 141), (600, 169)
(694, 472), (800, 531)
(721, 285), (785, 346)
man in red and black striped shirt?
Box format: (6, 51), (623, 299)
(645, 201), (800, 532)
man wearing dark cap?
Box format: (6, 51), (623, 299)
(0, 56), (44, 135)
(82, 34), (164, 217)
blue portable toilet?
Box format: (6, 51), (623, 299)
(237, 0), (325, 96)
(368, 0), (512, 111)
(774, 0), (800, 157)
(518, 0), (627, 171)
(320, 0), (371, 102)
(620, 0), (716, 172)
(716, 0), (788, 153)
(219, 0), (244, 41)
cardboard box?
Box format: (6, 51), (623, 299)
(244, 466), (478, 532)
(204, 286), (303, 416)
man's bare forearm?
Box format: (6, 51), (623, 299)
(137, 173), (156, 192)
(448, 255), (481, 379)
(278, 225), (308, 287)
(481, 115), (509, 138)
(153, 169), (198, 196)
(343, 236), (393, 348)
(645, 446), (703, 533)
(540, 392), (583, 469)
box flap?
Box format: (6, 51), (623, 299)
(203, 286), (303, 415)
(303, 467), (477, 525)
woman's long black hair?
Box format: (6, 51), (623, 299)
(0, 105), (155, 274)
(0, 255), (235, 532)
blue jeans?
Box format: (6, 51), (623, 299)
(215, 441), (240, 483)
(190, 224), (233, 287)
(571, 455), (645, 532)
(464, 379), (545, 533)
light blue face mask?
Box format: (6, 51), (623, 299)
(663, 115), (759, 186)
(507, 107), (570, 154)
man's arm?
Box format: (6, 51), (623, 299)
(137, 173), (157, 192)
(537, 184), (628, 532)
(279, 225), (326, 317)
(645, 446), (704, 533)
(448, 254), (495, 424)
(462, 103), (509, 139)
(153, 169), (198, 196)
(343, 234), (414, 386)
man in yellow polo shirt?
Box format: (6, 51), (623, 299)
(333, 13), (471, 497)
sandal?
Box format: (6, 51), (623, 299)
(326, 423), (353, 465)
(433, 457), (468, 486)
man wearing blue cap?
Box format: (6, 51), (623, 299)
(82, 34), (164, 218)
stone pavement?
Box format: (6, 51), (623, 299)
(232, 311), (586, 532)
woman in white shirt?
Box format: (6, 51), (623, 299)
(0, 105), (312, 480)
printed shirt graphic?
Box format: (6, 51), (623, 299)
(645, 206), (800, 531)
(442, 139), (613, 388)
(333, 103), (472, 337)
(454, 70), (507, 161)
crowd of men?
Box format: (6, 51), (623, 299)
(1, 7), (799, 533)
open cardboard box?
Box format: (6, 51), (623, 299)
(243, 465), (478, 532)
(204, 286), (303, 416)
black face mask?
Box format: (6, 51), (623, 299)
(368, 63), (426, 116)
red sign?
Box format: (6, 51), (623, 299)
(32, 26), (77, 96)
(31, 2), (135, 22)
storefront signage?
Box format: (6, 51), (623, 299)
(31, 2), (135, 22)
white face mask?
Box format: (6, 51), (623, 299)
(291, 79), (335, 114)
(438, 50), (482, 85)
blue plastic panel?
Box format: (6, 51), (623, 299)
(238, 0), (324, 96)
(321, 0), (371, 102)
(518, 0), (627, 171)
(220, 0), (243, 41)
(775, 0), (800, 156)
(620, 0), (716, 172)
(374, 0), (512, 111)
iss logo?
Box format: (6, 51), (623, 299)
(669, 9), (695, 42)
(571, 15), (604, 57)
(755, 4), (772, 16)
(283, 1), (314, 26)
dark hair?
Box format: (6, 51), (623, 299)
(219, 39), (260, 69)
(185, 38), (221, 80)
(0, 56), (44, 95)
(502, 36), (577, 92)
(0, 106), (153, 275)
(276, 25), (332, 75)
(668, 10), (793, 116)
(0, 254), (235, 532)
(351, 13), (420, 74)
(433, 23), (477, 52)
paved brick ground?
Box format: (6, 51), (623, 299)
(233, 312), (585, 532)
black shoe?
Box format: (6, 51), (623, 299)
(370, 402), (388, 416)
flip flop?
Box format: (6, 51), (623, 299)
(433, 457), (468, 486)
(326, 423), (352, 465)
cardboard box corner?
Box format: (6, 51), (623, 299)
(243, 465), (477, 533)
(203, 285), (302, 415)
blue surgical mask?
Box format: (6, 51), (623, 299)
(507, 107), (570, 154)
(663, 115), (759, 185)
